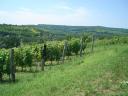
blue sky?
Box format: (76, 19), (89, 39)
(0, 0), (128, 28)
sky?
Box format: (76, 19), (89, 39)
(0, 0), (128, 28)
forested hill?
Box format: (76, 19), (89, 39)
(0, 24), (53, 48)
(0, 24), (52, 37)
(1, 24), (128, 36)
(0, 24), (128, 48)
(0, 24), (128, 38)
(34, 24), (128, 35)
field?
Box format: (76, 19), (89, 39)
(0, 44), (128, 96)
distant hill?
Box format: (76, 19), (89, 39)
(34, 24), (128, 35)
(0, 24), (128, 48)
(0, 24), (128, 42)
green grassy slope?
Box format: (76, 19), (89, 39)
(0, 44), (128, 96)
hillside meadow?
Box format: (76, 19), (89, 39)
(0, 44), (128, 96)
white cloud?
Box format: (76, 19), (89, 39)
(0, 7), (89, 25)
(59, 6), (73, 10)
(19, 7), (31, 12)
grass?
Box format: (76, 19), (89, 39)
(0, 44), (128, 96)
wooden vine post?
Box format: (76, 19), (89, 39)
(62, 41), (67, 63)
(41, 44), (46, 71)
(10, 48), (15, 82)
(80, 38), (83, 57)
(91, 34), (95, 53)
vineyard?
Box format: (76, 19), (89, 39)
(0, 0), (128, 95)
(0, 34), (128, 96)
(0, 37), (88, 82)
(0, 36), (128, 82)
